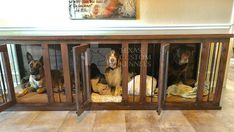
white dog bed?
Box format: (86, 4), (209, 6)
(128, 75), (157, 96)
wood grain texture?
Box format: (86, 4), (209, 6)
(197, 41), (211, 103)
(61, 43), (72, 103)
(122, 42), (129, 102)
(140, 42), (148, 103)
(42, 43), (54, 103)
(214, 40), (230, 104)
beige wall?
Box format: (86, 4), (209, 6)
(0, 0), (233, 27)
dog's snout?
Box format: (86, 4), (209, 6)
(111, 58), (115, 63)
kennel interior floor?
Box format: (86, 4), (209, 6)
(0, 63), (234, 132)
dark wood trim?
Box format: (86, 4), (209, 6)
(61, 43), (72, 103)
(3, 102), (221, 111)
(88, 102), (158, 110)
(214, 40), (230, 104)
(76, 44), (90, 53)
(42, 43), (54, 103)
(122, 41), (129, 102)
(196, 41), (211, 102)
(140, 42), (148, 103)
(163, 102), (221, 110)
(0, 44), (8, 52)
(0, 39), (231, 46)
(0, 101), (15, 112)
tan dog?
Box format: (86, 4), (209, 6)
(17, 52), (64, 97)
(105, 50), (122, 96)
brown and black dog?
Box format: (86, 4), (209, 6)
(104, 50), (122, 96)
(168, 46), (196, 87)
(17, 52), (64, 97)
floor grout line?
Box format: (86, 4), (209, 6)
(23, 111), (42, 131)
(57, 111), (70, 131)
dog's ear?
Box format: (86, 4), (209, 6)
(106, 53), (110, 68)
(26, 52), (33, 64)
(39, 56), (43, 65)
(117, 55), (122, 67)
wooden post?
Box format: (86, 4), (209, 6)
(197, 41), (211, 103)
(214, 40), (230, 104)
(122, 41), (129, 102)
(42, 43), (54, 103)
(61, 43), (72, 103)
(140, 41), (148, 103)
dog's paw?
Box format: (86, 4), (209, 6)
(37, 88), (46, 94)
(16, 87), (33, 97)
(114, 86), (122, 96)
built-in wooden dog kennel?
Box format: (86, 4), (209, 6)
(0, 34), (232, 116)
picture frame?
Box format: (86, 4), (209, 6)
(69, 0), (136, 19)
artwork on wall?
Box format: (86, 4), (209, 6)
(69, 0), (136, 19)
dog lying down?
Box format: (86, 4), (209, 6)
(91, 62), (158, 97)
(17, 52), (64, 97)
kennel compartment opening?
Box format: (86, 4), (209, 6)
(165, 43), (201, 103)
(74, 43), (124, 104)
(127, 43), (160, 103)
(7, 44), (49, 104)
(89, 44), (123, 103)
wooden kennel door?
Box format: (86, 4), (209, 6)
(0, 44), (16, 111)
(73, 44), (91, 116)
(157, 43), (170, 114)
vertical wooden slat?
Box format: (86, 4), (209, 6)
(81, 53), (87, 103)
(3, 51), (16, 103)
(84, 50), (91, 102)
(61, 43), (72, 103)
(122, 41), (129, 102)
(157, 43), (169, 114)
(140, 41), (148, 103)
(214, 40), (230, 104)
(197, 41), (211, 103)
(42, 43), (54, 103)
(73, 49), (83, 115)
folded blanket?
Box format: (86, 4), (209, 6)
(167, 82), (209, 99)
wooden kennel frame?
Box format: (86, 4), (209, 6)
(0, 34), (233, 115)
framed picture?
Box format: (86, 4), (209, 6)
(69, 0), (136, 19)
